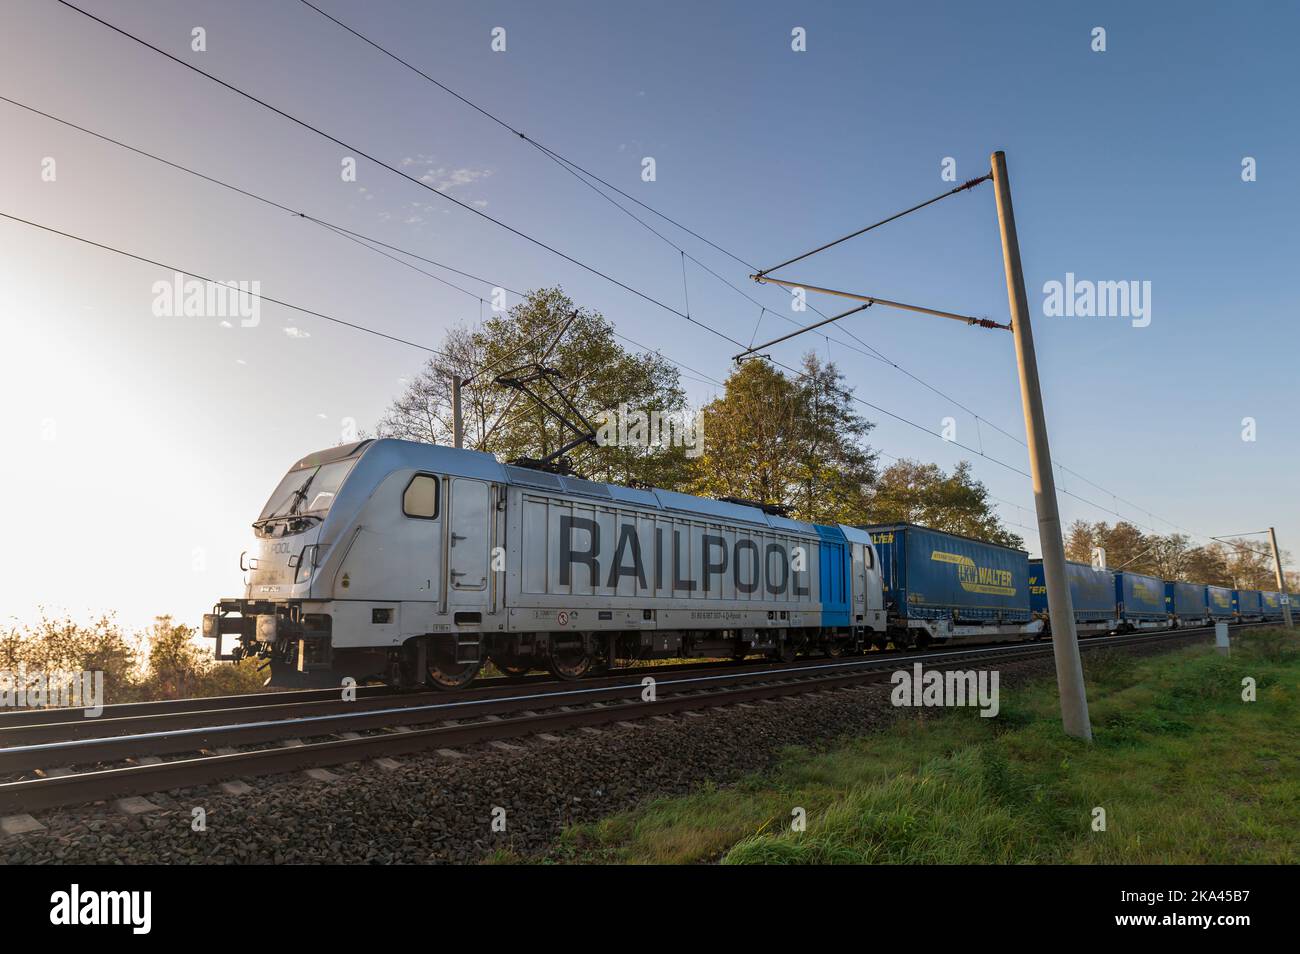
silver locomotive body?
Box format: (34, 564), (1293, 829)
(205, 439), (886, 688)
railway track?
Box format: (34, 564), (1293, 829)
(0, 624), (1242, 816)
(0, 655), (758, 729)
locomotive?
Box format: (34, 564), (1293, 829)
(204, 439), (889, 689)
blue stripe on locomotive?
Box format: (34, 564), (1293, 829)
(1030, 559), (1114, 621)
(1114, 571), (1166, 621)
(865, 523), (1029, 623)
(1166, 581), (1207, 618)
(814, 524), (850, 627)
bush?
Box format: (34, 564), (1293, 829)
(1, 611), (267, 707)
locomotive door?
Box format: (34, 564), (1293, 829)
(447, 477), (490, 597)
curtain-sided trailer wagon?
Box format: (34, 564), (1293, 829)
(865, 523), (1041, 646)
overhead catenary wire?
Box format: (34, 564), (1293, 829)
(296, 0), (1033, 420)
(0, 96), (503, 297)
(0, 210), (451, 357)
(53, 0), (731, 346)
(290, 0), (1136, 518)
(0, 205), (1214, 551)
(1, 94), (722, 402)
(0, 94), (598, 391)
(295, 0), (752, 270)
(287, 1), (1226, 547)
(42, 3), (1230, 548)
(753, 174), (993, 278)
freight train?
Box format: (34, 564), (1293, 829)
(203, 439), (1291, 689)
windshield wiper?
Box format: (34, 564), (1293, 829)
(252, 512), (320, 533)
(286, 471), (317, 517)
(252, 471), (320, 530)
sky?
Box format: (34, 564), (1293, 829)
(1, 0), (1297, 633)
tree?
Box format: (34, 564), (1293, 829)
(1065, 519), (1096, 564)
(1183, 544), (1232, 588)
(1063, 520), (1153, 573)
(143, 616), (210, 700)
(689, 355), (877, 523)
(868, 459), (1024, 549)
(1064, 523), (1292, 590)
(1220, 538), (1283, 589)
(787, 354), (879, 524)
(375, 323), (497, 448)
(377, 287), (695, 489)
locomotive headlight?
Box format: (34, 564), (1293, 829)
(294, 544), (320, 584)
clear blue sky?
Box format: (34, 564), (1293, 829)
(1, 0), (1296, 630)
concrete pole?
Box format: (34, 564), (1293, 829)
(990, 150), (1092, 741)
(451, 376), (465, 449)
(1268, 527), (1294, 628)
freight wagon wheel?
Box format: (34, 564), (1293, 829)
(547, 646), (593, 680)
(425, 645), (482, 690)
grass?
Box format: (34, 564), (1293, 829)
(544, 628), (1299, 864)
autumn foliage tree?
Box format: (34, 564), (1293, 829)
(378, 287), (693, 489)
(867, 459), (1024, 548)
(1065, 520), (1288, 588)
(688, 355), (877, 524)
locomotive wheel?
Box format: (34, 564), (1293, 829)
(425, 643), (482, 690)
(491, 655), (534, 680)
(547, 646), (593, 680)
(775, 639), (798, 664)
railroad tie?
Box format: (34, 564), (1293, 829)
(302, 768), (341, 783)
(115, 796), (160, 815)
(0, 814), (46, 836)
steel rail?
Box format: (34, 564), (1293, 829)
(0, 655), (780, 730)
(0, 625), (1237, 815)
(0, 641), (1081, 769)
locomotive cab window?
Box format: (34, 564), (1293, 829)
(403, 474), (440, 519)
